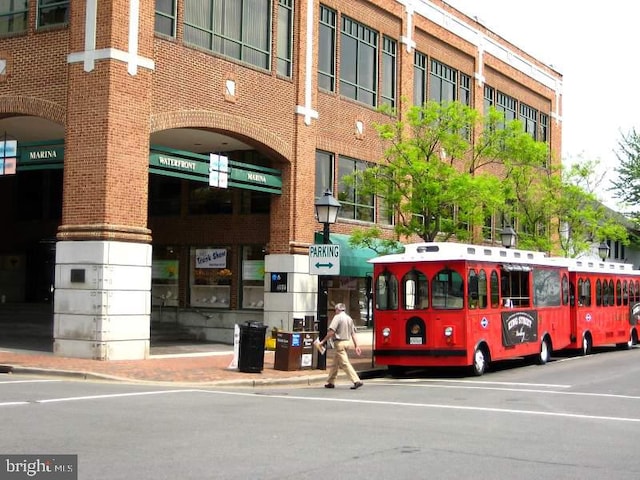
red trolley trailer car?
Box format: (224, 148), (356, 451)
(370, 242), (574, 376)
(564, 258), (640, 355)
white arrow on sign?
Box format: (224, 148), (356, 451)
(309, 244), (340, 275)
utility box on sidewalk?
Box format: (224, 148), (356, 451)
(274, 331), (318, 371)
(238, 322), (268, 373)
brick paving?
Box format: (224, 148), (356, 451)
(0, 334), (380, 387)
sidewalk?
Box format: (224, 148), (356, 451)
(0, 330), (382, 387)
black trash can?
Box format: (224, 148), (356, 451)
(238, 322), (268, 373)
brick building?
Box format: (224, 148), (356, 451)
(0, 0), (562, 359)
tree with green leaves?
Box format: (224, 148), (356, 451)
(345, 101), (544, 244)
(611, 128), (640, 212)
(554, 159), (628, 257)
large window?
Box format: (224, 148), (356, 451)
(340, 16), (377, 106)
(429, 59), (456, 103)
(0, 0), (28, 34)
(155, 0), (177, 37)
(496, 91), (517, 124)
(520, 103), (538, 139)
(184, 0), (271, 70)
(380, 36), (397, 107)
(315, 150), (334, 198)
(337, 156), (374, 222)
(413, 51), (427, 107)
(38, 0), (69, 28)
(277, 0), (293, 77)
(318, 5), (336, 91)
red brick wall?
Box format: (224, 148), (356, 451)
(0, 0), (562, 252)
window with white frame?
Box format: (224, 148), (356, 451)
(519, 103), (538, 139)
(413, 51), (427, 107)
(381, 36), (397, 107)
(429, 59), (456, 103)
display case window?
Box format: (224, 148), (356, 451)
(190, 247), (232, 308)
(241, 245), (265, 309)
(151, 246), (180, 306)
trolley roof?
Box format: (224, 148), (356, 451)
(369, 242), (556, 267)
(369, 242), (640, 276)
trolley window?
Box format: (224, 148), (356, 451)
(532, 268), (560, 307)
(609, 279), (615, 306)
(376, 270), (398, 310)
(578, 278), (591, 306)
(616, 280), (622, 306)
(596, 279), (602, 306)
(403, 269), (428, 310)
(490, 270), (500, 308)
(432, 269), (463, 309)
(468, 269), (488, 309)
(562, 274), (569, 306)
(500, 264), (530, 308)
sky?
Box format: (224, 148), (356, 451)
(443, 1), (640, 210)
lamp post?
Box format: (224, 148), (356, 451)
(314, 189), (341, 370)
(598, 241), (610, 261)
(500, 225), (517, 249)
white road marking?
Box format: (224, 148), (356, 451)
(381, 378), (571, 388)
(0, 401), (29, 406)
(35, 389), (199, 403)
(0, 379), (61, 384)
(199, 390), (640, 423)
(380, 382), (640, 400)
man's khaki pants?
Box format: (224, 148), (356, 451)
(326, 340), (360, 384)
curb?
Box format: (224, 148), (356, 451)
(0, 365), (387, 388)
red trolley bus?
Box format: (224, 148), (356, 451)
(564, 258), (640, 354)
(371, 242), (640, 376)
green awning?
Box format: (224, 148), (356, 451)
(313, 232), (377, 277)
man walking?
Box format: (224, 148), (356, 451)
(318, 303), (363, 390)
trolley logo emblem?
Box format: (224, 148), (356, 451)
(480, 317), (489, 329)
(585, 313), (592, 322)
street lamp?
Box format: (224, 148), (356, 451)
(500, 225), (517, 249)
(314, 189), (341, 370)
(598, 241), (610, 261)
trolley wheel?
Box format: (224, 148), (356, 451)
(581, 333), (592, 356)
(616, 332), (634, 350)
(536, 337), (551, 365)
(471, 345), (488, 376)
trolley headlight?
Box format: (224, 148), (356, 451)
(382, 327), (391, 338)
(444, 326), (454, 337)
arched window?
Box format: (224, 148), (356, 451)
(609, 280), (615, 306)
(376, 270), (399, 310)
(490, 270), (500, 308)
(478, 270), (488, 309)
(402, 269), (428, 310)
(468, 269), (478, 309)
(562, 274), (570, 306)
(623, 281), (629, 306)
(596, 279), (602, 306)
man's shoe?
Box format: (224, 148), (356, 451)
(324, 383), (335, 389)
(350, 381), (363, 390)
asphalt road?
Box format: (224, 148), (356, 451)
(2, 347), (640, 480)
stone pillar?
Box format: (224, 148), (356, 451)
(54, 0), (155, 359)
